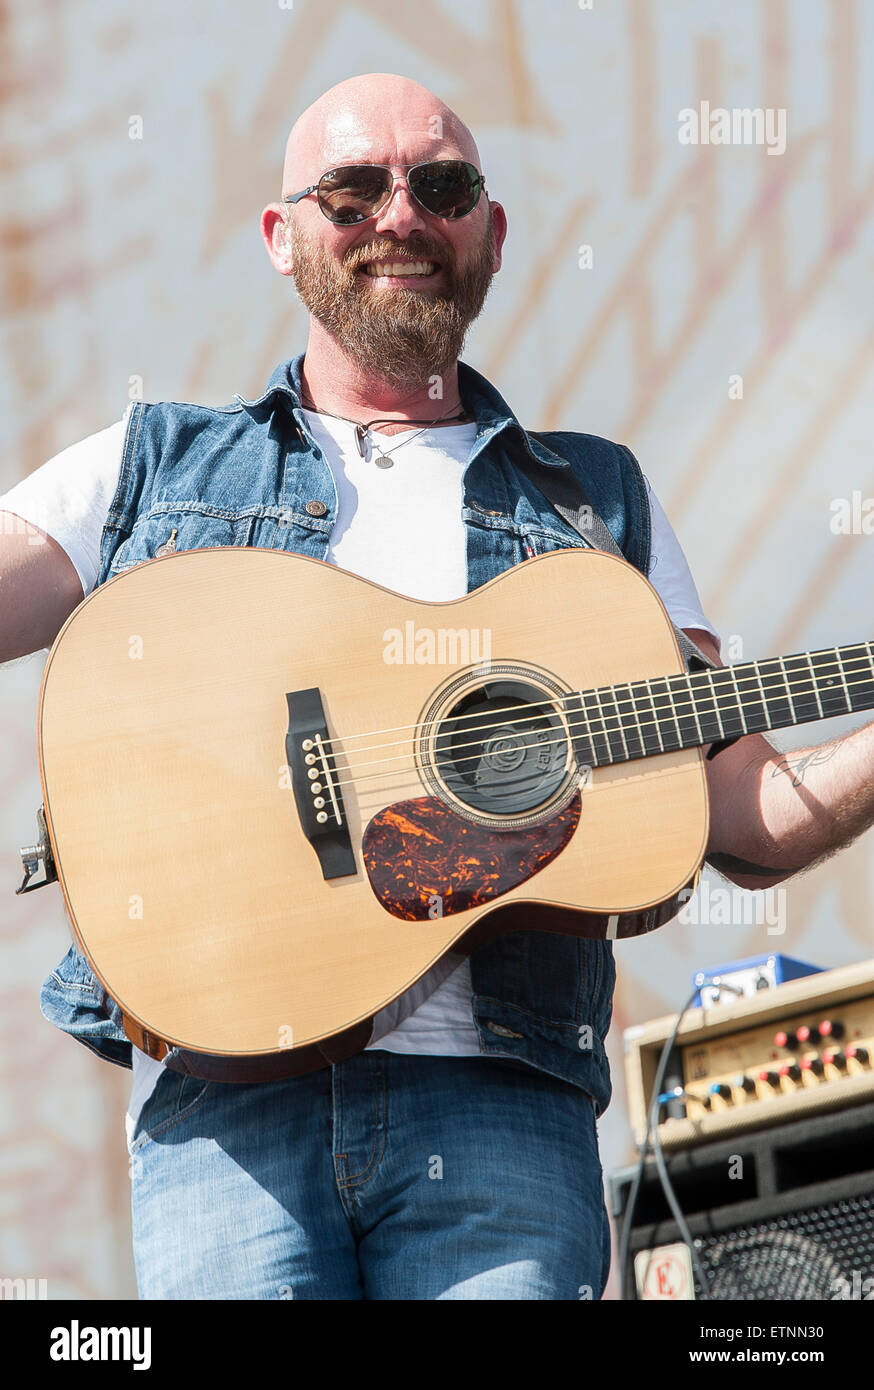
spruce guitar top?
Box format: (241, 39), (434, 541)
(29, 547), (874, 1079)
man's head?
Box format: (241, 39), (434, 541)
(261, 74), (507, 393)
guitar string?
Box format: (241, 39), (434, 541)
(317, 653), (874, 757)
(310, 644), (874, 756)
(324, 660), (874, 776)
(308, 657), (874, 778)
(322, 664), (874, 794)
(326, 663), (874, 784)
(322, 668), (874, 793)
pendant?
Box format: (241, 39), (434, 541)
(375, 454), (394, 469)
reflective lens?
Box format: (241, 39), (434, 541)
(315, 161), (484, 224)
(317, 166), (394, 225)
(408, 161), (483, 219)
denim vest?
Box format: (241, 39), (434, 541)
(40, 353), (651, 1118)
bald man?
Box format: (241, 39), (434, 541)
(5, 73), (874, 1301)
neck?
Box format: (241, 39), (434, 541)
(571, 641), (874, 767)
(298, 321), (464, 428)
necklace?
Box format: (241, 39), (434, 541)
(298, 390), (469, 468)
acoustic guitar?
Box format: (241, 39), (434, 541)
(27, 546), (874, 1079)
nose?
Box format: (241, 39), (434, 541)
(371, 173), (430, 239)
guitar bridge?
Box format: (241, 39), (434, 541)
(285, 688), (356, 880)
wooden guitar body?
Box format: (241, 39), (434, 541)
(37, 548), (708, 1077)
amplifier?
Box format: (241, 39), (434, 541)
(609, 1099), (874, 1300)
(624, 958), (874, 1150)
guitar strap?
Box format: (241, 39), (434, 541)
(520, 433), (738, 760)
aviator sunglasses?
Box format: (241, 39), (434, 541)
(283, 160), (487, 225)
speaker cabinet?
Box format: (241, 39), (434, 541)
(610, 1098), (874, 1299)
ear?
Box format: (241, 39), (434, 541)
(488, 200), (508, 274)
(260, 205), (294, 276)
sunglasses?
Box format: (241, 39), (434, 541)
(283, 160), (487, 225)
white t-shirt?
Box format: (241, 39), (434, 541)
(0, 403), (719, 1129)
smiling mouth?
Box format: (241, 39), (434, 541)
(358, 259), (441, 280)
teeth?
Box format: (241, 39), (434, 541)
(363, 260), (436, 277)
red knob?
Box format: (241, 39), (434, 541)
(796, 1024), (819, 1045)
(819, 1019), (844, 1039)
(774, 1030), (796, 1049)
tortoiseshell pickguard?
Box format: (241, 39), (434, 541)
(362, 794), (582, 920)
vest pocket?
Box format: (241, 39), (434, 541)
(108, 511), (247, 574)
(519, 529), (592, 559)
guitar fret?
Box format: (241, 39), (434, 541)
(644, 679), (665, 753)
(648, 678), (683, 751)
(810, 648), (851, 718)
(727, 664), (749, 733)
(593, 684), (627, 762)
(685, 670), (721, 743)
(573, 690), (608, 766)
(753, 663), (773, 729)
(777, 655), (797, 724)
(627, 681), (662, 756)
(843, 644), (874, 715)
(806, 652), (825, 719)
(835, 647), (852, 711)
(689, 681), (705, 743)
(780, 653), (820, 724)
(729, 663), (767, 732)
(666, 673), (700, 747)
(705, 668), (728, 740)
(616, 683), (644, 760)
(712, 667), (747, 738)
(757, 657), (793, 729)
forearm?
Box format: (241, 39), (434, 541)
(707, 723), (874, 889)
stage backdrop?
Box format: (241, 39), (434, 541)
(1, 0), (872, 1300)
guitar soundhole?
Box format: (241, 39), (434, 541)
(432, 678), (569, 818)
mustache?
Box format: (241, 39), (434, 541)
(345, 238), (455, 272)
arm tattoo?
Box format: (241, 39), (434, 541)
(770, 738), (841, 788)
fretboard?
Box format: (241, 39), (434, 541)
(566, 643), (874, 767)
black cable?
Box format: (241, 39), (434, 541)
(618, 986), (713, 1299)
(650, 1090), (712, 1300)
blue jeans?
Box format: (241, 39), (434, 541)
(127, 1051), (611, 1300)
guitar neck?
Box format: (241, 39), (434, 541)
(571, 643), (874, 766)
